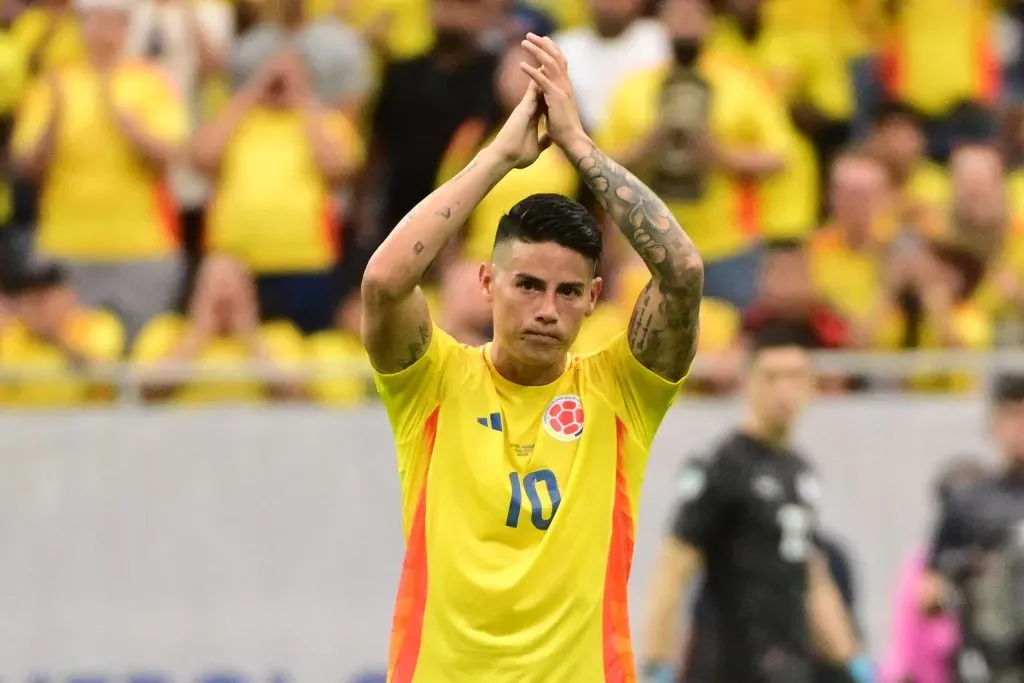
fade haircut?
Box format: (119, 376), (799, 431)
(494, 193), (603, 265)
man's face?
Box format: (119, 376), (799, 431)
(15, 286), (73, 339)
(587, 0), (645, 33)
(951, 146), (1006, 225)
(432, 0), (494, 43)
(758, 249), (812, 310)
(78, 7), (128, 56)
(876, 117), (924, 170)
(496, 44), (534, 112)
(746, 346), (813, 429)
(482, 240), (601, 367)
(830, 157), (889, 238)
(993, 401), (1024, 462)
(662, 0), (711, 42)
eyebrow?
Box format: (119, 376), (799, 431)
(512, 273), (586, 289)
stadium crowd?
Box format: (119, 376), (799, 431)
(0, 0), (1020, 405)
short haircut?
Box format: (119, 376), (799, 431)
(749, 322), (818, 357)
(494, 193), (603, 264)
(993, 373), (1024, 406)
(763, 238), (805, 255)
(874, 99), (920, 128)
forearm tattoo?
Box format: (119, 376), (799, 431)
(570, 142), (704, 380)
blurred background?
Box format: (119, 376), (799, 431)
(2, 0), (1024, 680)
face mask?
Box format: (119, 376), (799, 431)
(671, 38), (702, 68)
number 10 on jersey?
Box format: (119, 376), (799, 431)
(506, 469), (562, 530)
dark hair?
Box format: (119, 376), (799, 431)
(494, 193), (603, 264)
(763, 238), (805, 255)
(993, 373), (1024, 406)
(874, 99), (921, 128)
(748, 322), (817, 356)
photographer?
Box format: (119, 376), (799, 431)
(924, 375), (1024, 683)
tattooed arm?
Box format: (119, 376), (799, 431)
(361, 83), (550, 373)
(520, 33), (703, 382)
(360, 149), (512, 373)
(567, 137), (703, 380)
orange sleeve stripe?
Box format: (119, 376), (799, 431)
(602, 417), (637, 683)
(972, 25), (999, 103)
(737, 180), (759, 238)
(319, 194), (341, 262)
(153, 181), (181, 248)
(387, 406), (440, 683)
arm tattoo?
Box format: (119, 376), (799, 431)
(569, 141), (704, 380)
(397, 323), (432, 370)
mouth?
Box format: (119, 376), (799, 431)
(522, 330), (561, 345)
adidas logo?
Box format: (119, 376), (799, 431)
(476, 412), (502, 432)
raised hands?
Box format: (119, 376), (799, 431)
(488, 81), (551, 170)
(517, 33), (586, 151)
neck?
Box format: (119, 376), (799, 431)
(742, 413), (791, 448)
(838, 220), (871, 250)
(432, 40), (477, 69)
(89, 50), (120, 71)
(490, 340), (566, 386)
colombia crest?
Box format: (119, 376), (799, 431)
(543, 394), (585, 442)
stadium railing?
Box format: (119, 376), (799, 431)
(4, 350), (1024, 404)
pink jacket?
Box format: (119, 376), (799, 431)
(880, 548), (960, 683)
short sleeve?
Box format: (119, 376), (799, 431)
(138, 67), (188, 144)
(670, 452), (739, 551)
(131, 315), (184, 364)
(81, 312), (125, 362)
(596, 331), (684, 447)
(324, 111), (367, 168)
(374, 325), (461, 445)
(11, 78), (54, 158)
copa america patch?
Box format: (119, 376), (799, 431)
(543, 394), (585, 442)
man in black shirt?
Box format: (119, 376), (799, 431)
(925, 375), (1024, 682)
(640, 325), (871, 683)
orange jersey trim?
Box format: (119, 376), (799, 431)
(602, 417), (637, 682)
(388, 406), (440, 683)
(153, 180), (181, 248)
(736, 180), (759, 239)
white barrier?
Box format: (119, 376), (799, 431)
(0, 400), (997, 681)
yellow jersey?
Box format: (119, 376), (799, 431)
(8, 8), (85, 75)
(12, 61), (187, 261)
(376, 328), (683, 682)
(205, 107), (364, 273)
(0, 309), (124, 407)
(600, 56), (792, 261)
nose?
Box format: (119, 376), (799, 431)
(534, 292), (559, 326)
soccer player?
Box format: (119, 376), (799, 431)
(360, 34), (704, 683)
(639, 326), (872, 683)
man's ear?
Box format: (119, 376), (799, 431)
(586, 276), (604, 316)
(480, 263), (495, 303)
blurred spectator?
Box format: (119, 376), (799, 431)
(127, 0), (235, 293)
(438, 43), (577, 344)
(483, 0), (557, 52)
(554, 0), (668, 134)
(0, 23), (26, 232)
(8, 0), (84, 78)
(808, 151), (892, 348)
(941, 144), (1008, 262)
(132, 254), (305, 403)
(231, 0), (372, 112)
(363, 0), (501, 247)
(869, 101), (949, 239)
(10, 0), (187, 343)
(893, 240), (991, 391)
(878, 0), (998, 162)
(0, 258), (123, 406)
(879, 456), (987, 683)
(192, 45), (364, 334)
(742, 242), (850, 352)
(599, 0), (789, 310)
(710, 0), (852, 238)
(307, 296), (373, 405)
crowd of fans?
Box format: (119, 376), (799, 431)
(0, 0), (1023, 406)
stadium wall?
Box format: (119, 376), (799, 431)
(0, 400), (995, 682)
